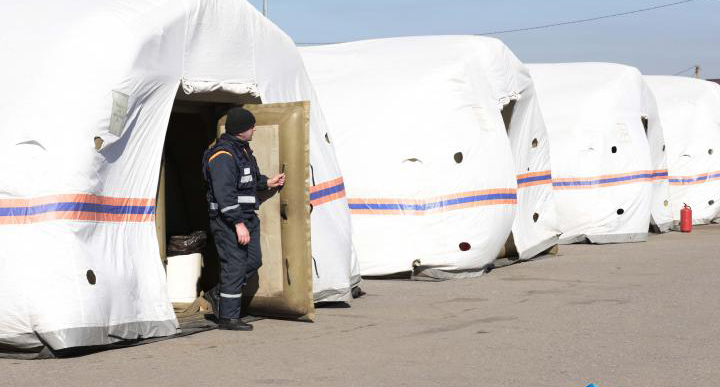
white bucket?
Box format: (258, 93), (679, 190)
(166, 253), (202, 303)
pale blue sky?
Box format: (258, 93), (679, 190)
(247, 0), (720, 78)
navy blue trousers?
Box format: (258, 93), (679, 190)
(209, 215), (262, 319)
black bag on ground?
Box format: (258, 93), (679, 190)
(167, 231), (207, 256)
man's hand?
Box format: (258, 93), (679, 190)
(235, 222), (250, 245)
(267, 173), (286, 188)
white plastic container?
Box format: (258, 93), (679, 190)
(166, 253), (202, 303)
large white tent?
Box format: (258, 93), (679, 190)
(528, 63), (672, 244)
(301, 36), (560, 278)
(0, 0), (353, 355)
(645, 76), (720, 226)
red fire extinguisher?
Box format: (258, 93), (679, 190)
(680, 203), (692, 233)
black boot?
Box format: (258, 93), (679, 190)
(217, 318), (253, 331)
(203, 286), (220, 320)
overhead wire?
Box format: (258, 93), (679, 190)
(474, 0), (699, 35)
(673, 65), (698, 75)
(295, 0), (701, 45)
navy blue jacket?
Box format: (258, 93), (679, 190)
(202, 133), (268, 225)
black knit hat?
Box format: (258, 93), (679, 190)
(225, 107), (256, 135)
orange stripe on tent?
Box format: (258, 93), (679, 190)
(0, 194), (156, 208)
(669, 170), (720, 180)
(552, 170), (655, 183)
(668, 170), (720, 185)
(310, 177), (344, 193)
(310, 191), (347, 206)
(669, 178), (720, 186)
(346, 188), (517, 206)
(516, 170), (553, 179)
(309, 177), (346, 206)
(518, 180), (553, 188)
(553, 178), (654, 190)
(349, 199), (517, 215)
(0, 211), (155, 225)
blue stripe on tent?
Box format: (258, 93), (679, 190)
(0, 202), (156, 217)
(669, 173), (720, 184)
(517, 174), (552, 184)
(347, 193), (517, 211)
(310, 183), (345, 200)
(553, 173), (653, 187)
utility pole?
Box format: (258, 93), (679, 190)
(263, 0), (268, 17)
(694, 64), (701, 79)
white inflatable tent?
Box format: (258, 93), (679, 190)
(301, 36), (560, 278)
(528, 63), (672, 244)
(645, 76), (720, 226)
(0, 0), (353, 355)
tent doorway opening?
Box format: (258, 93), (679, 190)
(501, 99), (516, 132)
(497, 99), (519, 260)
(157, 88), (315, 321)
(158, 88), (261, 297)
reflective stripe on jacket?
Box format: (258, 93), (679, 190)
(202, 133), (268, 224)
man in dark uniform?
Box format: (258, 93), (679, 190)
(202, 107), (285, 331)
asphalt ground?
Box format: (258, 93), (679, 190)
(2, 225), (719, 387)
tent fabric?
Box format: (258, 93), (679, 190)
(0, 0), (353, 353)
(641, 81), (674, 232)
(645, 76), (720, 227)
(528, 62), (671, 243)
(481, 40), (560, 259)
(301, 36), (560, 277)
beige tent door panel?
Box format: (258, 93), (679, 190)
(252, 123), (284, 297)
(218, 101), (314, 321)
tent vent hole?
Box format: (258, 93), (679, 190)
(86, 270), (96, 285)
(709, 149), (714, 155)
(531, 138), (539, 148)
(532, 213), (539, 223)
(709, 200), (715, 206)
(94, 137), (104, 151)
(454, 152), (463, 163)
(459, 242), (471, 251)
(616, 208), (624, 215)
(662, 145), (666, 152)
(611, 146), (617, 154)
(324, 133), (331, 144)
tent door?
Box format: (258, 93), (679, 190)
(498, 100), (518, 259)
(217, 101), (314, 321)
